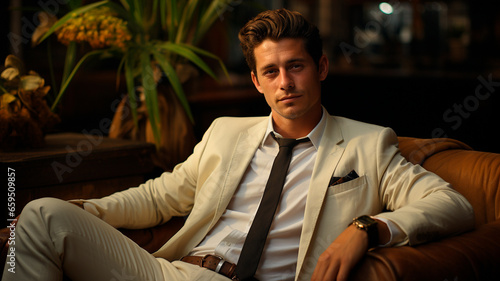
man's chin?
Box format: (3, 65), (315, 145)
(276, 107), (304, 120)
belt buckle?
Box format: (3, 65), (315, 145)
(202, 254), (225, 273)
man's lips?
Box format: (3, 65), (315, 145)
(279, 95), (302, 102)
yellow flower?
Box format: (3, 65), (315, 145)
(76, 31), (86, 41)
(56, 7), (131, 50)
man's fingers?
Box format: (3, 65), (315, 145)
(311, 225), (370, 281)
(311, 257), (350, 281)
(336, 263), (352, 281)
(324, 262), (340, 281)
(311, 249), (340, 281)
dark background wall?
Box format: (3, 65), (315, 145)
(2, 0), (499, 154)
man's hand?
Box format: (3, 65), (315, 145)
(310, 225), (368, 281)
(311, 219), (390, 281)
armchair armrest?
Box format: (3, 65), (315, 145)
(350, 220), (500, 281)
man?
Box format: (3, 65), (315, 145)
(3, 9), (473, 281)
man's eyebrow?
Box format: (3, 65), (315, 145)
(287, 58), (306, 64)
(260, 63), (276, 72)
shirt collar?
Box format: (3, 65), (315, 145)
(262, 106), (327, 150)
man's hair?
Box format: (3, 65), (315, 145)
(238, 9), (323, 74)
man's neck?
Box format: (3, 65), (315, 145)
(272, 108), (323, 139)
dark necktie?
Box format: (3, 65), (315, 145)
(234, 134), (309, 281)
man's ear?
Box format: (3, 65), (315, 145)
(318, 55), (329, 81)
(251, 71), (264, 94)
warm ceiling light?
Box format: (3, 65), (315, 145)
(379, 2), (394, 14)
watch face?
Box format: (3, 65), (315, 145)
(353, 216), (379, 248)
(356, 215), (376, 226)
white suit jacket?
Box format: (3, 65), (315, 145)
(83, 113), (474, 280)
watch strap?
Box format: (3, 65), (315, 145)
(351, 215), (379, 248)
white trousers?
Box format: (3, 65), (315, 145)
(2, 198), (230, 281)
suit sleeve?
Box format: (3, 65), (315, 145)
(374, 128), (474, 246)
(70, 119), (219, 229)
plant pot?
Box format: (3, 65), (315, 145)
(108, 83), (197, 171)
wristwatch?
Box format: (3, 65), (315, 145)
(350, 215), (379, 248)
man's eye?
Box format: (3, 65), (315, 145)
(264, 70), (277, 76)
(291, 64), (303, 70)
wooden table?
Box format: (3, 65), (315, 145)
(1, 133), (156, 218)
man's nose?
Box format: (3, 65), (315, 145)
(279, 71), (295, 90)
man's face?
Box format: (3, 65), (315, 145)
(251, 38), (328, 124)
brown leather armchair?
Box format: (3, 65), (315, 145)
(349, 137), (500, 281)
(2, 137), (499, 280)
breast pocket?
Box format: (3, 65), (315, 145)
(327, 175), (367, 196)
(318, 175), (370, 234)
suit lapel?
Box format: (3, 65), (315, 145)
(158, 118), (268, 260)
(210, 119), (268, 228)
(296, 116), (345, 277)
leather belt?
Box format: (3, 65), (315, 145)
(181, 255), (237, 279)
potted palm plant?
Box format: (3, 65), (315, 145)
(35, 0), (233, 169)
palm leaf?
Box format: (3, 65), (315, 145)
(165, 0), (178, 41)
(144, 0), (159, 31)
(194, 0), (229, 44)
(158, 42), (217, 80)
(140, 51), (162, 147)
(175, 0), (200, 44)
(119, 0), (131, 11)
(51, 49), (107, 111)
(104, 1), (143, 35)
(152, 50), (194, 123)
(160, 0), (167, 35)
(132, 0), (143, 26)
(116, 52), (126, 89)
(104, 1), (137, 23)
(62, 41), (77, 88)
(0, 85), (8, 94)
(124, 52), (139, 127)
(178, 43), (230, 80)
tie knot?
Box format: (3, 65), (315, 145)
(272, 133), (309, 148)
